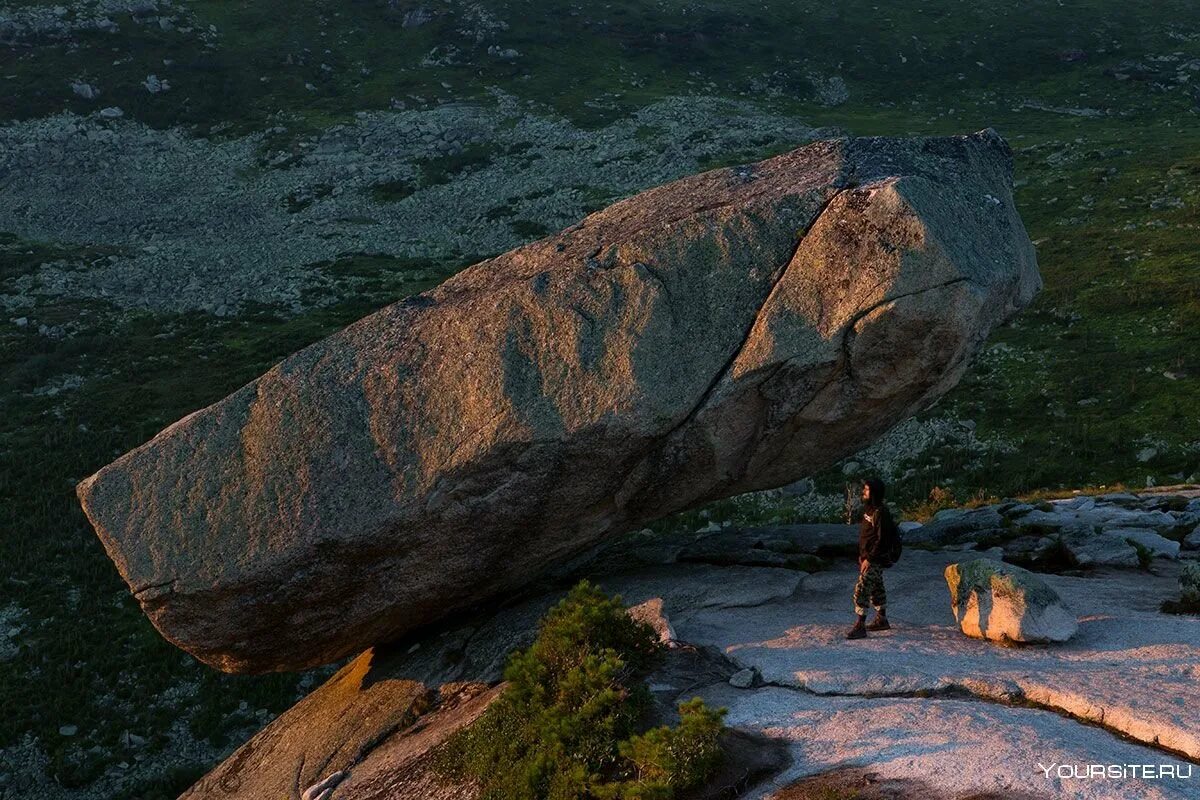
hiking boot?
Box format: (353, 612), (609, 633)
(866, 611), (890, 631)
(845, 617), (867, 640)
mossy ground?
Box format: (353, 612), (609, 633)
(2, 1), (1199, 796)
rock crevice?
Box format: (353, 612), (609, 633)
(733, 672), (1199, 765)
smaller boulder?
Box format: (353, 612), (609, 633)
(1108, 528), (1180, 559)
(1091, 508), (1176, 531)
(729, 668), (757, 689)
(897, 520), (931, 545)
(1050, 496), (1096, 512)
(1059, 529), (1140, 567)
(70, 80), (99, 99)
(922, 507), (1004, 545)
(944, 558), (1077, 643)
(1000, 502), (1036, 517)
(1183, 525), (1200, 550)
(1011, 508), (1073, 532)
(628, 598), (676, 645)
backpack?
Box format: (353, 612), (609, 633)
(879, 508), (903, 567)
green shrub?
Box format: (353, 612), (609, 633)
(435, 581), (727, 800)
(903, 486), (958, 523)
(1182, 562), (1200, 604)
(1126, 538), (1153, 570)
(367, 178), (417, 203)
(609, 698), (726, 797)
(1162, 562), (1200, 615)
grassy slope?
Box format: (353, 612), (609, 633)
(1, 1), (1199, 796)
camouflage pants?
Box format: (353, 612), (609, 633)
(853, 563), (887, 615)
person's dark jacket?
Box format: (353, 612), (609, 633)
(858, 504), (895, 564)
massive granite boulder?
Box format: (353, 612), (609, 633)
(78, 129), (1041, 672)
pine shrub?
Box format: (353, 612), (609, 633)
(436, 581), (726, 799)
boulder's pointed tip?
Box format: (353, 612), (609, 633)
(75, 471), (97, 510)
(75, 468), (112, 533)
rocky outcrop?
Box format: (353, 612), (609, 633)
(184, 535), (1198, 800)
(1184, 526), (1200, 549)
(909, 489), (1200, 569)
(1058, 529), (1142, 568)
(180, 562), (794, 800)
(944, 558), (1077, 643)
(672, 547), (1199, 762)
(1111, 527), (1181, 558)
(78, 129), (1040, 673)
(179, 648), (499, 800)
(912, 506), (1005, 545)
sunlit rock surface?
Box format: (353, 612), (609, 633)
(78, 130), (1040, 672)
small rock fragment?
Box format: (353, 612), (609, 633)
(729, 668), (756, 689)
(628, 598), (676, 645)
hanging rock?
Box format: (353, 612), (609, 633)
(78, 130), (1040, 672)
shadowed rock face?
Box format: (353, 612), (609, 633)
(77, 129), (1040, 673)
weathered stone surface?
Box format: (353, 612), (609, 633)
(78, 130), (1039, 672)
(673, 524), (854, 570)
(330, 561), (802, 691)
(706, 685), (1197, 800)
(744, 523), (860, 555)
(993, 534), (1057, 564)
(181, 578), (781, 800)
(1185, 525), (1200, 549)
(944, 558), (1077, 643)
(184, 543), (1198, 799)
(698, 729), (791, 800)
(920, 507), (1006, 544)
(178, 647), (500, 800)
(1010, 508), (1077, 532)
(673, 549), (1200, 759)
(771, 767), (1043, 800)
(1109, 527), (1181, 559)
(628, 597), (677, 644)
(729, 667), (757, 688)
(1059, 529), (1141, 567)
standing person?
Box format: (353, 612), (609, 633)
(846, 478), (897, 640)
